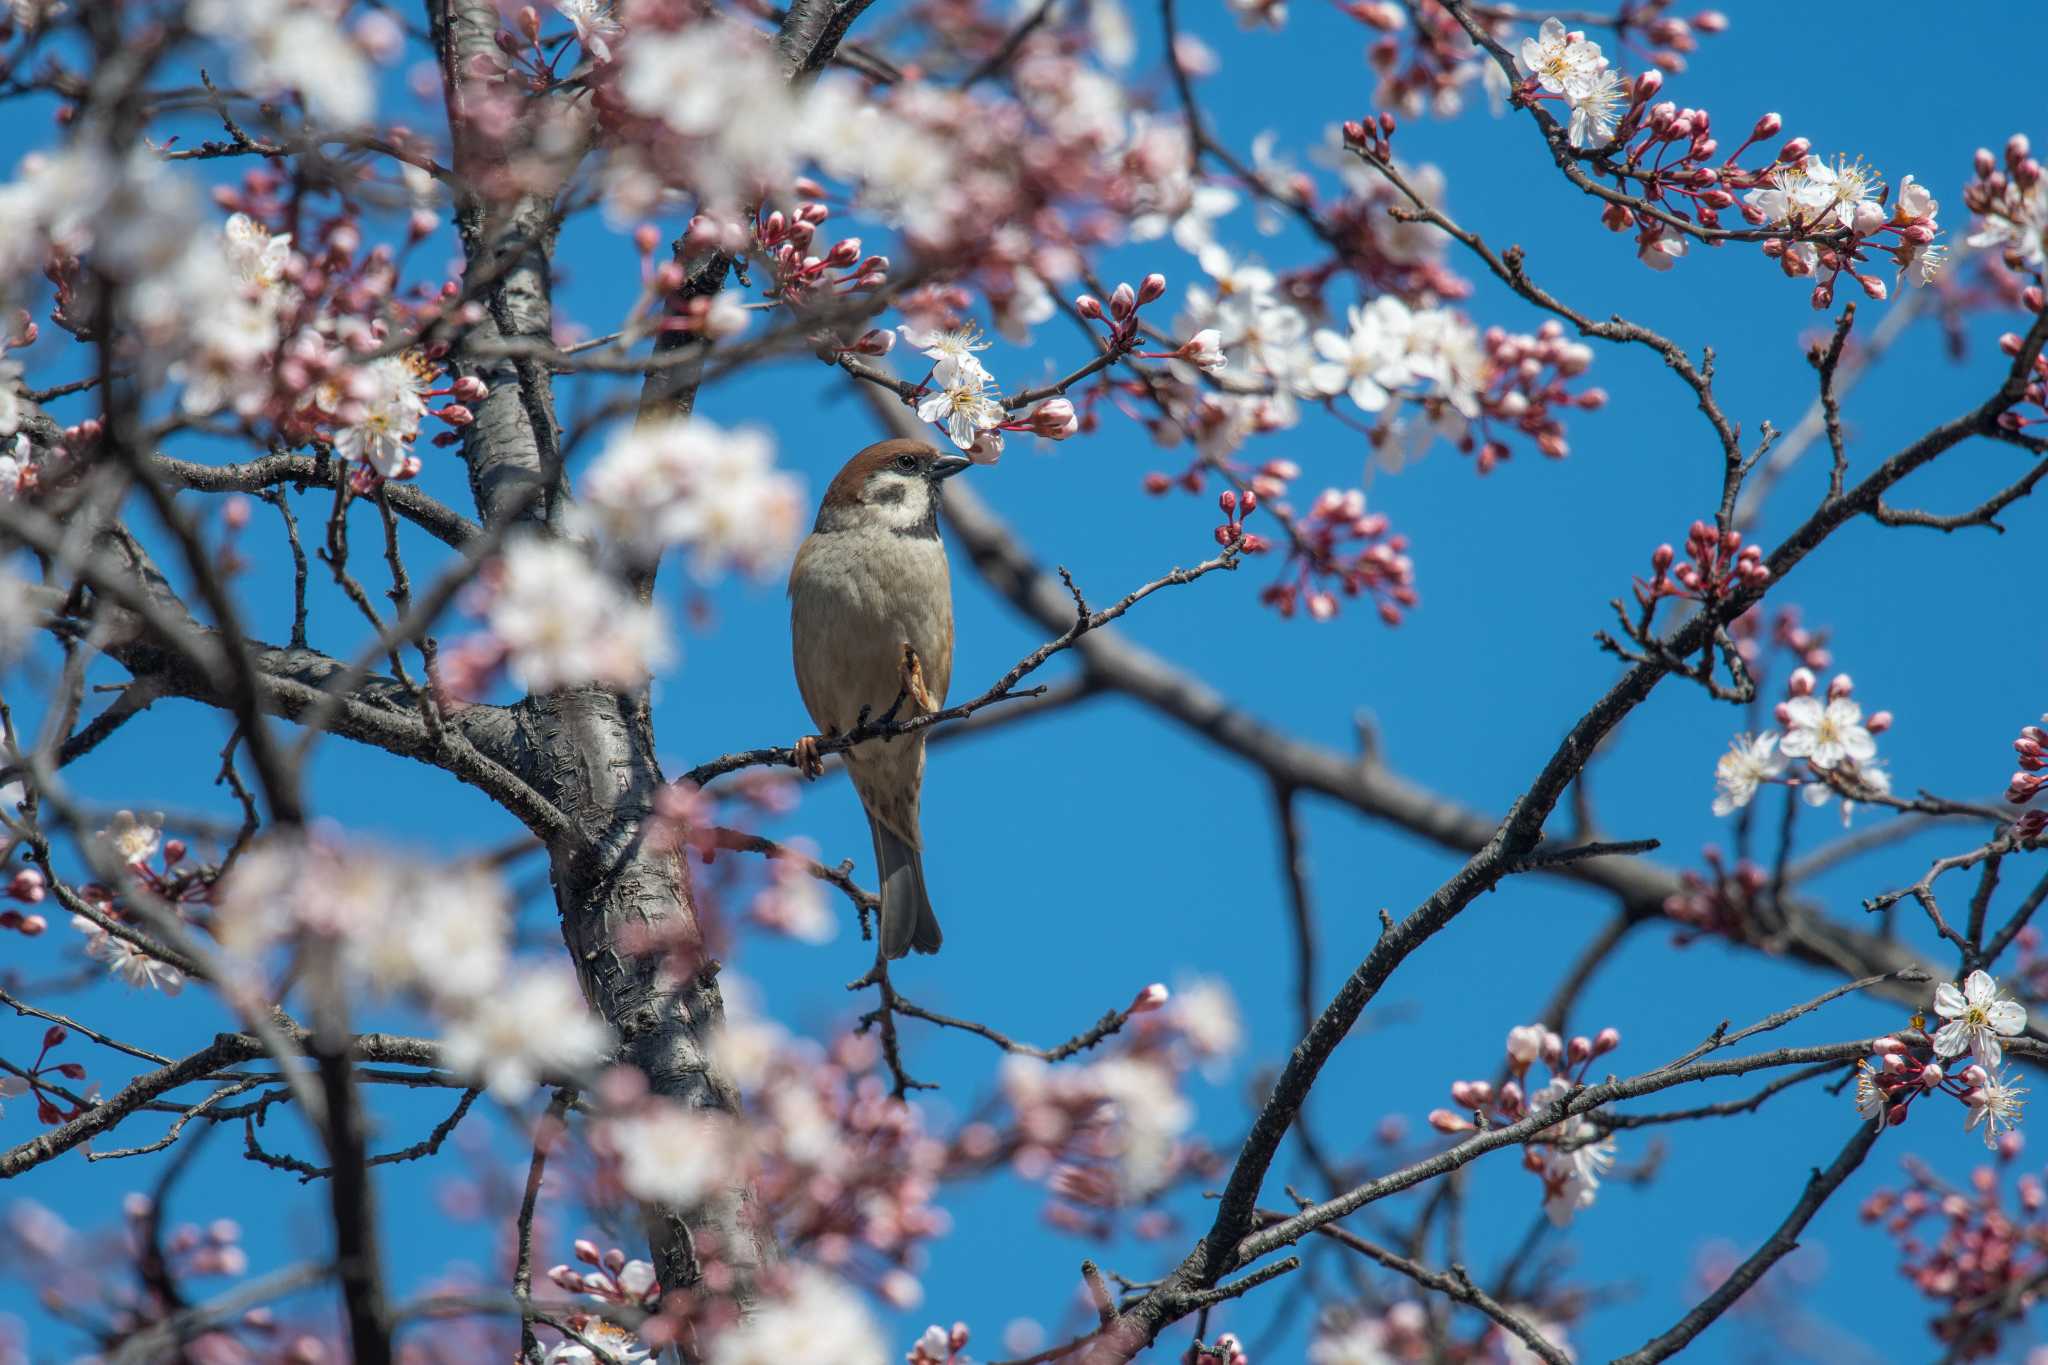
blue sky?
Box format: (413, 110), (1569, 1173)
(5, 2), (2048, 1361)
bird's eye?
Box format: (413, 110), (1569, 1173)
(894, 454), (918, 472)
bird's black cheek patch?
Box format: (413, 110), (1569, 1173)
(869, 481), (908, 505)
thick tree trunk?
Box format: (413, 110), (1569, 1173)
(521, 685), (774, 1305)
(427, 0), (774, 1329)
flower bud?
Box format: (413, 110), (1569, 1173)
(1593, 1027), (1621, 1055)
(1749, 111), (1782, 143)
(1030, 398), (1078, 439)
(1075, 294), (1104, 320)
(1137, 272), (1167, 305)
(1128, 982), (1169, 1014)
(1109, 282), (1137, 319)
(1427, 1108), (1475, 1134)
(1777, 136), (1811, 164)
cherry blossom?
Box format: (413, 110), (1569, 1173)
(576, 418), (804, 577)
(1711, 733), (1784, 815)
(1777, 694), (1876, 772)
(473, 538), (673, 694)
(1966, 1069), (2027, 1150)
(704, 1267), (887, 1365)
(1518, 18), (1607, 99)
(438, 968), (613, 1101)
(186, 0), (375, 127)
(1932, 971), (2028, 1070)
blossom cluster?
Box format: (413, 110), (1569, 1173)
(1309, 1296), (1575, 1365)
(1501, 16), (1944, 300)
(0, 143), (483, 491)
(970, 978), (1242, 1234)
(1710, 667), (1892, 823)
(1862, 1158), (2048, 1360)
(1852, 974), (2029, 1150)
(1964, 134), (2048, 279)
(1355, 1), (1720, 124)
(1428, 1023), (1623, 1226)
(1634, 520), (1771, 614)
(2007, 712), (2048, 839)
(214, 835), (613, 1100)
(440, 537), (675, 698)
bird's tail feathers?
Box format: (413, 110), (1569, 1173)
(871, 817), (942, 958)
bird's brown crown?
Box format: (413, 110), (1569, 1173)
(819, 438), (943, 509)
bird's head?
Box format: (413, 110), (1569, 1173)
(813, 439), (973, 536)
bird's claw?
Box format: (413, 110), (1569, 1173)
(899, 643), (939, 715)
(793, 734), (825, 779)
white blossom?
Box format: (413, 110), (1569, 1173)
(1932, 970), (2027, 1070)
(331, 355), (429, 478)
(1566, 68), (1625, 149)
(1854, 1059), (1890, 1128)
(546, 1323), (650, 1364)
(188, 0), (375, 127)
(1745, 155), (1882, 233)
(96, 810), (162, 866)
(1168, 975), (1243, 1069)
(552, 0), (621, 63)
(898, 324), (992, 388)
(1308, 1317), (1397, 1365)
(1966, 1069), (2026, 1149)
(607, 1104), (738, 1207)
(706, 1268), (887, 1365)
(1712, 732), (1784, 815)
(439, 968), (612, 1101)
(73, 915), (184, 995)
(1086, 1056), (1191, 1198)
(1778, 695), (1876, 772)
(576, 419), (803, 578)
(1519, 18), (1607, 98)
(917, 375), (1007, 452)
(488, 538), (673, 693)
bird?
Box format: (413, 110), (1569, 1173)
(789, 437), (973, 959)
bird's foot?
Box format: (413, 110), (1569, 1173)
(898, 643), (939, 716)
(793, 734), (825, 778)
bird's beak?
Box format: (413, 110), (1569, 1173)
(930, 454), (973, 481)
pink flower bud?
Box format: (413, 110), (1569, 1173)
(1568, 1035), (1592, 1064)
(1787, 666), (1816, 696)
(851, 328), (896, 355)
(1137, 272), (1167, 305)
(1029, 398), (1078, 439)
(1777, 136), (1811, 164)
(1505, 1025), (1544, 1066)
(1872, 1036), (1906, 1055)
(1593, 1027), (1620, 1055)
(1109, 282), (1137, 319)
(1075, 294), (1104, 320)
(634, 223), (661, 256)
(1633, 69), (1663, 102)
(1427, 1108), (1475, 1134)
(1129, 982), (1170, 1014)
(1827, 672), (1853, 700)
(1750, 111), (1782, 142)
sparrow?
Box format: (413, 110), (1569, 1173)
(789, 438), (972, 958)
